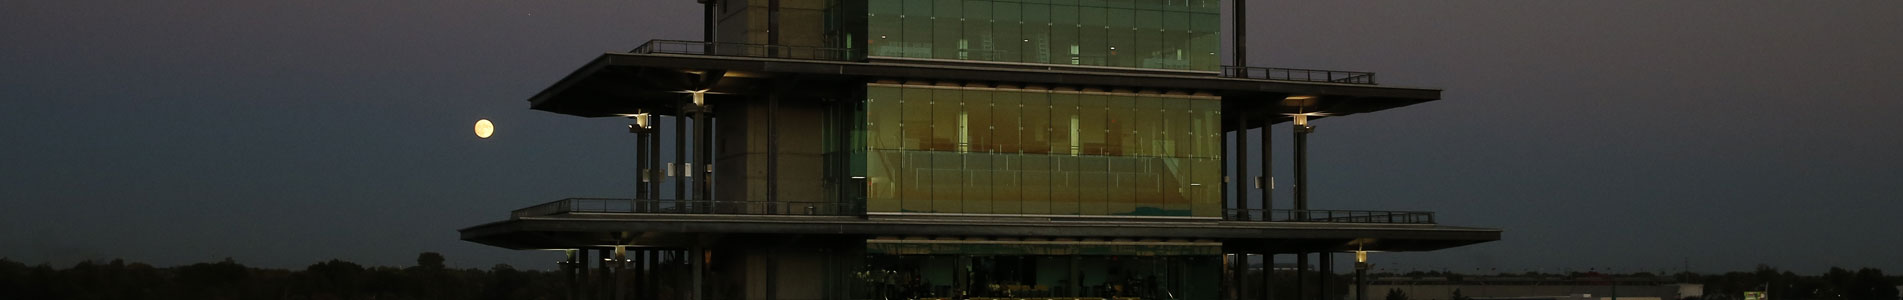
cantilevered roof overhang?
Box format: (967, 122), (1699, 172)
(526, 52), (1442, 121)
(460, 214), (1499, 253)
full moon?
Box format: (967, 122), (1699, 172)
(474, 119), (494, 139)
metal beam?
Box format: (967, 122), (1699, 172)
(1234, 115), (1249, 220)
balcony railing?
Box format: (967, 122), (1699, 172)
(631, 39), (864, 62)
(511, 198), (861, 219)
(1222, 209), (1435, 224)
(1221, 66), (1378, 85)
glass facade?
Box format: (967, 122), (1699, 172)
(867, 0), (1222, 71)
(863, 83), (1222, 217)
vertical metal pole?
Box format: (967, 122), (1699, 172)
(1295, 253), (1308, 300)
(768, 88), (780, 206)
(650, 120), (663, 207)
(1234, 0), (1247, 67)
(695, 104), (710, 207)
(690, 247), (705, 300)
(1260, 117), (1273, 217)
(1294, 120), (1311, 218)
(766, 248), (779, 300)
(566, 250), (581, 300)
(676, 112), (688, 210)
(1263, 253), (1275, 300)
(597, 248), (611, 300)
(636, 122), (649, 202)
(1232, 253), (1246, 300)
(581, 249), (593, 300)
(1234, 116), (1249, 220)
(1321, 252), (1334, 300)
(1356, 261), (1369, 300)
(701, 0), (715, 42)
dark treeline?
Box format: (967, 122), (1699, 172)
(0, 252), (566, 299)
(1368, 265), (1900, 300)
(3, 255), (1898, 300)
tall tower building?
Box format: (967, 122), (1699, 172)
(461, 1), (1499, 300)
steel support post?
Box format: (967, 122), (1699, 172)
(649, 119), (662, 206)
(1263, 253), (1275, 300)
(767, 88), (780, 206)
(675, 113), (687, 210)
(1234, 116), (1249, 220)
(1321, 252), (1334, 300)
(565, 250), (580, 300)
(1234, 0), (1246, 67)
(690, 247), (704, 300)
(1232, 253), (1246, 300)
(1260, 117), (1273, 217)
(1293, 119), (1312, 219)
(1356, 261), (1369, 300)
(1295, 253), (1308, 300)
(597, 248), (610, 300)
(694, 105), (709, 206)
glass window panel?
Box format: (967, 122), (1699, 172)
(1078, 156), (1107, 215)
(1020, 90), (1051, 154)
(903, 0), (935, 58)
(1019, 154), (1051, 214)
(1165, 11), (1192, 70)
(933, 152), (964, 213)
(932, 88), (962, 151)
(1135, 9), (1163, 69)
(1049, 91), (1078, 155)
(1190, 157), (1220, 217)
(1132, 95), (1159, 156)
(902, 86), (935, 150)
(1194, 99), (1222, 159)
(966, 153), (993, 213)
(1157, 157), (1184, 215)
(992, 90), (1022, 153)
(868, 85), (904, 150)
(868, 149), (903, 212)
(903, 150), (934, 212)
(1077, 6), (1107, 66)
(1022, 3), (1052, 64)
(1050, 155), (1079, 215)
(1109, 94), (1135, 156)
(993, 1), (1024, 63)
(992, 153), (1021, 214)
(1077, 92), (1107, 155)
(1134, 156), (1163, 215)
(1106, 8), (1135, 68)
(870, 0), (905, 57)
(1110, 157), (1137, 215)
(934, 0), (963, 60)
(1190, 12), (1219, 71)
(1170, 97), (1194, 157)
(1049, 4), (1079, 65)
(963, 0), (994, 61)
(965, 88), (993, 152)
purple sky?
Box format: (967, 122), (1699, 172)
(3, 1), (1900, 273)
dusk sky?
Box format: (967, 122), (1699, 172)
(4, 1), (1900, 273)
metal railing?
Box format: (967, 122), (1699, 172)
(631, 39), (864, 62)
(511, 198), (861, 219)
(1221, 66), (1378, 85)
(1221, 209), (1435, 224)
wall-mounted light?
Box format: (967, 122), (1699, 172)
(1356, 250), (1369, 263)
(1293, 114), (1309, 126)
(691, 90), (708, 106)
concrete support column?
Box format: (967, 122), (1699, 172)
(767, 86), (780, 207)
(597, 248), (611, 300)
(1233, 0), (1246, 67)
(649, 117), (662, 207)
